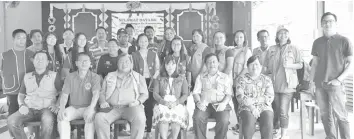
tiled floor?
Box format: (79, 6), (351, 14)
(0, 99), (353, 139)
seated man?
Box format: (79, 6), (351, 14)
(7, 51), (62, 139)
(236, 56), (274, 139)
(95, 53), (148, 139)
(58, 52), (101, 139)
(192, 53), (233, 139)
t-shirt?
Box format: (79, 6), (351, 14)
(62, 71), (101, 108)
(97, 54), (118, 79)
(311, 34), (353, 86)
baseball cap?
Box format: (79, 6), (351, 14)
(117, 28), (128, 36)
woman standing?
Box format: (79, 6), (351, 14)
(42, 32), (64, 73)
(62, 33), (95, 79)
(27, 29), (43, 52)
(167, 38), (190, 78)
(263, 27), (302, 139)
(224, 30), (252, 133)
(159, 27), (183, 62)
(152, 55), (189, 139)
(131, 33), (160, 139)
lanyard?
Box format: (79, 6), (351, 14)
(49, 52), (56, 71)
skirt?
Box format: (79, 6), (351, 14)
(152, 104), (189, 129)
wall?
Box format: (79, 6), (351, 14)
(1, 1), (42, 52)
(232, 1), (252, 47)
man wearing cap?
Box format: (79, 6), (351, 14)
(27, 29), (43, 52)
(310, 12), (352, 139)
(263, 25), (303, 139)
(125, 24), (138, 47)
(95, 53), (148, 139)
(117, 28), (137, 55)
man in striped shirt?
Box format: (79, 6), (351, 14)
(89, 27), (109, 71)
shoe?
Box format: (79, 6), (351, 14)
(273, 129), (281, 139)
(145, 132), (152, 139)
(118, 130), (131, 136)
(231, 124), (239, 135)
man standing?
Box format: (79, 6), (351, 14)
(192, 53), (232, 139)
(90, 27), (109, 70)
(58, 52), (101, 139)
(253, 30), (270, 66)
(310, 12), (352, 139)
(125, 24), (137, 47)
(117, 28), (136, 55)
(1, 29), (35, 116)
(7, 51), (62, 139)
(95, 53), (148, 139)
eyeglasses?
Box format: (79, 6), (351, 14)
(322, 20), (336, 24)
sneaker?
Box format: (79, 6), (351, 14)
(231, 124), (239, 135)
(118, 130), (131, 136)
(273, 129), (281, 139)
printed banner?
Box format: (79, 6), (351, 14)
(111, 13), (165, 40)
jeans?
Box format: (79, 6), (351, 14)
(240, 110), (273, 139)
(7, 108), (55, 139)
(94, 105), (146, 139)
(144, 78), (155, 132)
(7, 94), (19, 116)
(58, 106), (95, 139)
(193, 104), (230, 139)
(273, 92), (293, 129)
(315, 83), (350, 139)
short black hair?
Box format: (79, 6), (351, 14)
(125, 24), (134, 29)
(32, 50), (51, 60)
(117, 53), (133, 64)
(12, 29), (27, 38)
(246, 55), (259, 67)
(257, 30), (269, 38)
(192, 29), (205, 44)
(204, 53), (219, 64)
(95, 26), (107, 32)
(144, 26), (154, 33)
(63, 28), (74, 34)
(108, 39), (119, 45)
(29, 29), (43, 39)
(76, 52), (91, 61)
(321, 12), (337, 23)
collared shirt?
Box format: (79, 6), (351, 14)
(311, 34), (353, 86)
(19, 70), (62, 94)
(236, 73), (274, 118)
(252, 46), (268, 66)
(62, 71), (101, 108)
(192, 71), (232, 103)
(102, 71), (148, 106)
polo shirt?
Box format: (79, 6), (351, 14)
(62, 71), (101, 108)
(311, 34), (353, 86)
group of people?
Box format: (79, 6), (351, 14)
(0, 12), (352, 139)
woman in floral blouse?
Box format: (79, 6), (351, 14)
(152, 55), (189, 139)
(236, 56), (274, 139)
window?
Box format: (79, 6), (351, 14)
(251, 1), (317, 62)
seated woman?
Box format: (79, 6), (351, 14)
(152, 55), (189, 139)
(235, 56), (274, 139)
